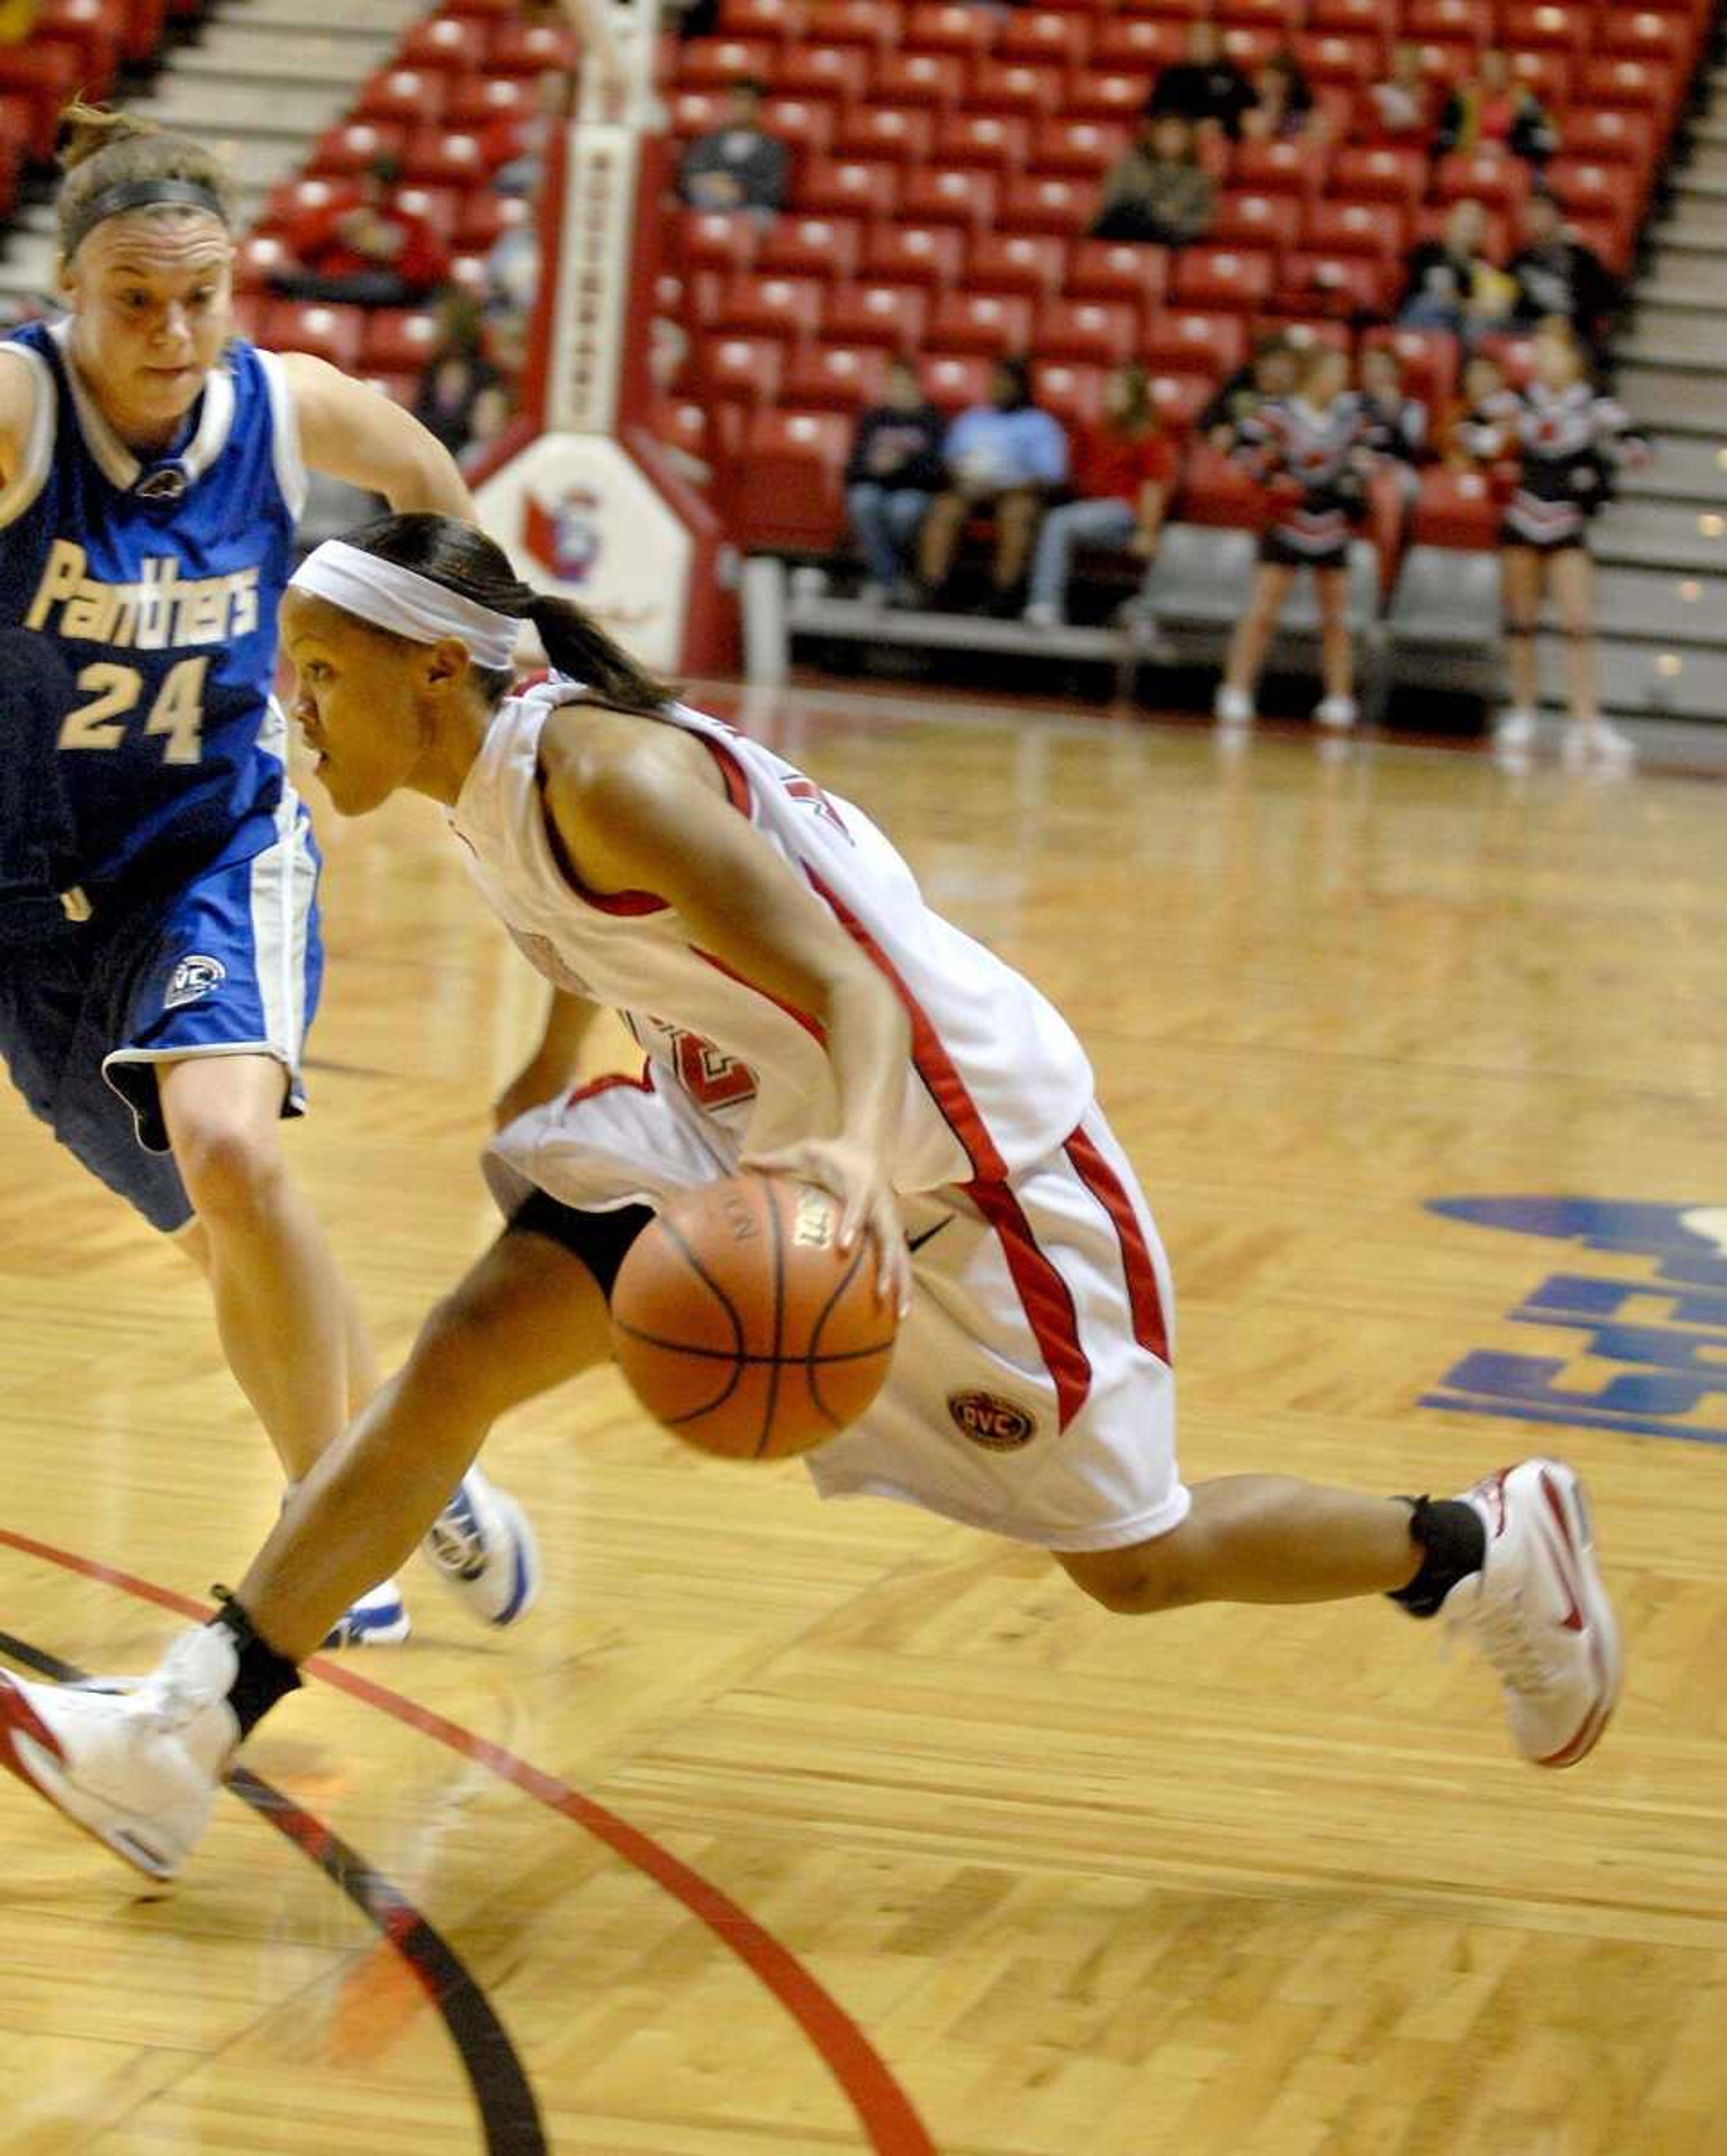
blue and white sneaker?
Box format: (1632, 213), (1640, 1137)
(421, 1466), (540, 1628)
(321, 1579), (412, 1652)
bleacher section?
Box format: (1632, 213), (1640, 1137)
(645, 0), (1711, 703)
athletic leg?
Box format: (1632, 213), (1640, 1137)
(1548, 546), (1622, 757)
(917, 488), (968, 594)
(1314, 564), (1355, 709)
(1218, 561), (1294, 716)
(1499, 544), (1542, 739)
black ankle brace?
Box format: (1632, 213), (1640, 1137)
(211, 1589), (304, 1737)
(1385, 1496), (1487, 1620)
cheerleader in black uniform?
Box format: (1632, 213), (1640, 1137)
(1215, 345), (1378, 732)
(1459, 320), (1649, 763)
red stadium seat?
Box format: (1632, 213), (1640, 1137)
(904, 2), (999, 54)
(712, 272), (826, 344)
(803, 0), (897, 52)
(1036, 297), (1139, 365)
(1171, 245), (1275, 314)
(1409, 468), (1498, 549)
(1230, 135), (1330, 205)
(862, 224), (967, 290)
(922, 352), (992, 411)
(832, 107), (936, 166)
(1410, 202), (1509, 260)
(259, 300), (365, 369)
(966, 231), (1068, 298)
(446, 77), (537, 132)
(1066, 69), (1157, 127)
(1566, 209), (1633, 276)
(720, 0), (805, 38)
(361, 309), (440, 373)
(0, 40), (87, 159)
(1143, 308), (1246, 379)
(774, 44), (871, 107)
(675, 208), (761, 277)
(1147, 373), (1212, 433)
(1308, 0), (1381, 31)
(35, 0), (122, 99)
(401, 129), (488, 186)
(455, 192), (530, 251)
(729, 409), (850, 550)
(1577, 57), (1678, 129)
(353, 66), (447, 124)
(1035, 359), (1105, 431)
(998, 10), (1093, 68)
(668, 89), (727, 141)
(1597, 8), (1691, 65)
(1500, 2), (1589, 57)
(1292, 31), (1383, 89)
(927, 288), (1036, 354)
(783, 342), (891, 410)
(869, 51), (966, 109)
(824, 281), (932, 350)
(1472, 331), (1536, 386)
(1175, 442), (1269, 527)
(1091, 15), (1183, 69)
(1027, 117), (1130, 177)
(998, 174), (1091, 235)
(485, 19), (578, 75)
(901, 166), (1001, 232)
(233, 233), (290, 294)
(1360, 326), (1460, 411)
(934, 112), (1031, 173)
(758, 214), (864, 281)
(306, 121), (407, 178)
(1329, 144), (1426, 214)
(399, 16), (487, 71)
(1276, 250), (1390, 317)
(1305, 197), (1406, 264)
(1209, 191), (1303, 254)
(797, 157), (902, 220)
(1065, 238), (1169, 314)
(1564, 105), (1655, 170)
(1404, 0), (1490, 46)
(677, 36), (780, 89)
(1432, 151), (1533, 217)
(702, 333), (787, 410)
(757, 98), (837, 166)
(964, 58), (1062, 119)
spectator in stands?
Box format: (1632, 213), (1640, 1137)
(1397, 198), (1517, 339)
(1214, 344), (1379, 732)
(1365, 42), (1434, 145)
(1200, 334), (1298, 448)
(1241, 48), (1318, 143)
(918, 356), (1068, 613)
(845, 356), (947, 607)
(1023, 362), (1176, 629)
(1091, 114), (1217, 247)
(1144, 18), (1259, 142)
(412, 290), (509, 467)
(1436, 49), (1557, 167)
(1508, 189), (1618, 352)
(270, 155), (450, 308)
(496, 71), (571, 196)
(676, 77), (788, 220)
(1455, 319), (1649, 763)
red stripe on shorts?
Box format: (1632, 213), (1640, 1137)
(966, 1175), (1093, 1432)
(1064, 1125), (1171, 1366)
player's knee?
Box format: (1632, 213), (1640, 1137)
(174, 1116), (286, 1228)
(1059, 1526), (1203, 1616)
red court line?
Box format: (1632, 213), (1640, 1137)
(0, 1523), (939, 2156)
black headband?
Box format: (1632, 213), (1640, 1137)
(63, 176), (228, 259)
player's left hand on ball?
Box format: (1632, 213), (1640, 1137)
(744, 1139), (912, 1318)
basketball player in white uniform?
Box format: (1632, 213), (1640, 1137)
(0, 514), (1621, 1880)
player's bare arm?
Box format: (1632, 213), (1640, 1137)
(540, 716), (915, 1308)
(0, 342), (37, 496)
(495, 988), (604, 1128)
(282, 352), (475, 519)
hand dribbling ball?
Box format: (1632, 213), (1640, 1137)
(609, 1175), (900, 1459)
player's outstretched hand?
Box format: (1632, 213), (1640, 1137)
(744, 1139), (912, 1319)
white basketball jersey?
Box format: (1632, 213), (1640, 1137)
(450, 679), (1093, 1192)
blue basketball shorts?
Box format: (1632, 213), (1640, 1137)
(0, 791), (325, 1234)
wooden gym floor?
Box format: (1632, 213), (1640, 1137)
(2, 690), (1724, 2156)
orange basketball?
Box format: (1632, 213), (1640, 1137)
(609, 1175), (899, 1459)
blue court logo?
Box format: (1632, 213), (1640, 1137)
(1425, 1198), (1727, 1448)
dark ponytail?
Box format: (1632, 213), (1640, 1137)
(336, 510), (679, 715)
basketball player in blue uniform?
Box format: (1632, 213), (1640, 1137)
(0, 103), (538, 1642)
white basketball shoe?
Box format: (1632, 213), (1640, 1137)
(1442, 1457), (1621, 1768)
(420, 1466), (541, 1628)
(0, 1623), (239, 1879)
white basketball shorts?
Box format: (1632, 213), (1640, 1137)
(486, 1067), (1190, 1553)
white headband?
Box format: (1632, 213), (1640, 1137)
(288, 539), (523, 673)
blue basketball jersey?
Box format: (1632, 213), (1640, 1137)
(0, 323), (305, 890)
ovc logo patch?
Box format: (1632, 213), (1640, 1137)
(165, 954), (226, 1010)
(1425, 1198), (1727, 1449)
